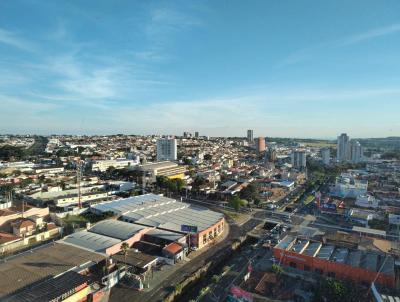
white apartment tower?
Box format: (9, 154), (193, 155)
(292, 150), (307, 170)
(337, 133), (350, 162)
(156, 138), (177, 161)
(321, 148), (330, 165)
(350, 140), (363, 163)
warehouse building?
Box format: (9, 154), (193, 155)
(61, 220), (152, 255)
(91, 194), (225, 249)
(0, 243), (106, 300)
(273, 235), (395, 288)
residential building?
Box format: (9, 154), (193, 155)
(195, 131), (199, 138)
(292, 150), (307, 171)
(350, 140), (364, 163)
(255, 137), (266, 153)
(156, 138), (177, 161)
(321, 148), (330, 165)
(247, 129), (254, 143)
(337, 133), (350, 162)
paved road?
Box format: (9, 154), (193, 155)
(110, 218), (262, 302)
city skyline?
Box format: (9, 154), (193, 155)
(1, 1), (400, 137)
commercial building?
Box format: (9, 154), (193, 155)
(91, 194), (225, 250)
(247, 129), (254, 143)
(92, 158), (139, 172)
(255, 137), (266, 153)
(331, 172), (368, 198)
(321, 148), (330, 165)
(138, 161), (187, 181)
(156, 138), (177, 161)
(292, 150), (307, 171)
(61, 220), (151, 255)
(0, 243), (106, 300)
(273, 236), (395, 288)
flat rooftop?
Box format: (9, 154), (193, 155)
(0, 243), (105, 299)
(112, 251), (157, 269)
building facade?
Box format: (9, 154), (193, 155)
(156, 138), (177, 162)
(321, 148), (330, 165)
(292, 150), (307, 171)
(255, 137), (266, 153)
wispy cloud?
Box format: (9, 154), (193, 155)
(279, 23), (400, 67)
(341, 23), (400, 46)
(0, 28), (34, 51)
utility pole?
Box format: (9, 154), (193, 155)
(77, 161), (82, 209)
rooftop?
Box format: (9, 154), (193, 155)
(60, 230), (121, 253)
(0, 243), (105, 299)
(89, 219), (148, 240)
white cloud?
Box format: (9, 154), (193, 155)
(341, 23), (400, 46)
(0, 28), (34, 51)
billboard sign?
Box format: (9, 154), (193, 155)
(181, 224), (198, 233)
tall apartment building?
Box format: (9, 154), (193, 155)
(337, 133), (350, 162)
(321, 148), (330, 165)
(350, 140), (363, 163)
(255, 137), (266, 153)
(194, 131), (199, 138)
(292, 150), (307, 171)
(156, 138), (177, 161)
(247, 129), (254, 143)
(337, 133), (363, 163)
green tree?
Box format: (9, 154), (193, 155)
(229, 195), (246, 212)
(240, 183), (258, 201)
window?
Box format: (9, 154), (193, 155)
(304, 265), (311, 271)
(203, 234), (207, 244)
(289, 262), (297, 269)
(327, 272), (336, 278)
(218, 225), (221, 233)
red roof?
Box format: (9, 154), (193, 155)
(0, 232), (19, 243)
(163, 242), (183, 255)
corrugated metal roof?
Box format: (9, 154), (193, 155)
(96, 195), (224, 232)
(0, 243), (105, 299)
(60, 230), (121, 252)
(317, 245), (335, 260)
(89, 220), (147, 240)
(145, 228), (185, 241)
(302, 242), (321, 257)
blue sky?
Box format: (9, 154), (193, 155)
(1, 0), (400, 138)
